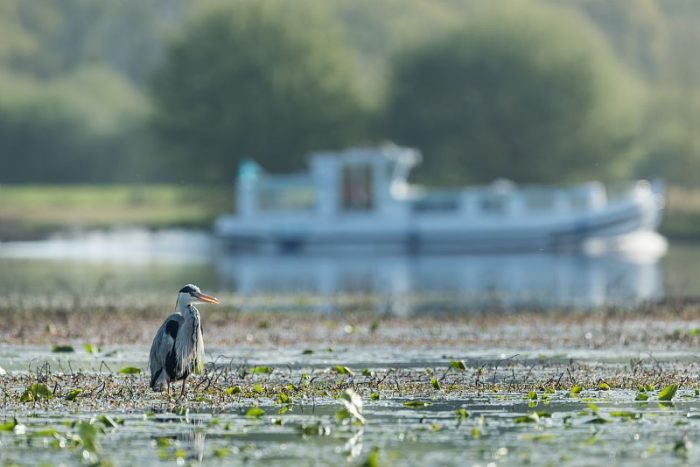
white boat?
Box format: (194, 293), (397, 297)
(214, 145), (665, 254)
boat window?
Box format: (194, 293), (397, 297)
(524, 193), (554, 211)
(480, 195), (507, 214)
(341, 164), (374, 211)
(411, 199), (458, 213)
(258, 186), (315, 211)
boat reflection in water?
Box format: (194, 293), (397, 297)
(215, 237), (665, 315)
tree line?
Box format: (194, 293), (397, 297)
(1, 0), (699, 186)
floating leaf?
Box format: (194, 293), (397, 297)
(97, 415), (120, 428)
(404, 401), (432, 408)
(659, 384), (679, 401)
(370, 392), (380, 401)
(65, 389), (83, 401)
(118, 367), (141, 375)
(252, 383), (264, 394)
(302, 349), (314, 355)
(245, 407), (265, 418)
(363, 447), (381, 467)
(570, 385), (583, 395)
(455, 408), (470, 421)
(156, 437), (172, 447)
(514, 413), (539, 424)
(362, 368), (374, 378)
(213, 448), (231, 458)
(225, 386), (241, 395)
(83, 343), (100, 354)
(0, 418), (18, 431)
(471, 427), (481, 438)
(277, 392), (290, 404)
(635, 393), (649, 401)
(610, 411), (640, 419)
(31, 428), (59, 437)
(300, 421), (331, 436)
(528, 391), (538, 400)
(251, 366), (273, 375)
(585, 416), (609, 424)
(587, 403), (600, 413)
(598, 382), (610, 391)
(431, 378), (441, 390)
(333, 366), (355, 376)
(52, 345), (74, 353)
(450, 360), (467, 371)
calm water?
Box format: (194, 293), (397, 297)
(0, 229), (699, 313)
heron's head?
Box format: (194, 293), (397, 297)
(177, 284), (220, 306)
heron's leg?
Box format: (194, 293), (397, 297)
(166, 382), (171, 399)
(179, 376), (187, 399)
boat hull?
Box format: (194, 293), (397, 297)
(215, 191), (663, 254)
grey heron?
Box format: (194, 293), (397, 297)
(149, 284), (219, 398)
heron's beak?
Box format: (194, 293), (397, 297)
(195, 292), (220, 304)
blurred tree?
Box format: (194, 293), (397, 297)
(150, 0), (370, 182)
(0, 67), (150, 183)
(637, 88), (700, 186)
(2, 0), (188, 85)
(562, 0), (668, 80)
(385, 2), (644, 185)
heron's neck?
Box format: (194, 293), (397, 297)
(178, 301), (199, 317)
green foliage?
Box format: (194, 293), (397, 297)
(514, 412), (539, 424)
(251, 366), (274, 375)
(83, 343), (99, 354)
(0, 67), (150, 183)
(658, 384), (678, 401)
(0, 417), (20, 431)
(65, 389), (83, 401)
(245, 407), (265, 418)
(450, 360), (467, 371)
(403, 400), (431, 408)
(117, 367), (141, 375)
(386, 1), (643, 184)
(333, 365), (355, 376)
(151, 0), (370, 182)
(20, 383), (53, 402)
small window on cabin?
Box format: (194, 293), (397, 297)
(258, 187), (315, 211)
(480, 195), (506, 214)
(341, 164), (373, 211)
(411, 199), (458, 213)
(524, 193), (553, 211)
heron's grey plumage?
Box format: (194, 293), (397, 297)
(149, 284), (216, 396)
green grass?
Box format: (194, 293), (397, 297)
(0, 184), (231, 239)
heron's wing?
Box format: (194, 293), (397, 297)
(149, 313), (183, 375)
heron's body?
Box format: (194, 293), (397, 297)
(149, 284), (218, 397)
